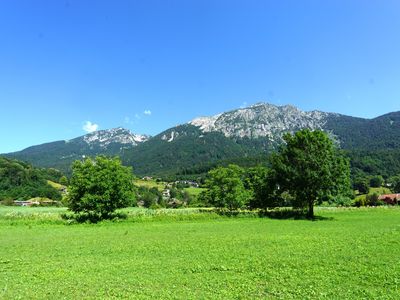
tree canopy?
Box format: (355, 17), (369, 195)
(66, 156), (135, 220)
(270, 129), (351, 218)
(204, 164), (252, 211)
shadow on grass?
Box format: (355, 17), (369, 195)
(258, 209), (334, 221)
(210, 208), (334, 221)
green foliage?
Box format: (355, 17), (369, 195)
(270, 129), (351, 218)
(59, 176), (69, 186)
(331, 195), (353, 207)
(369, 175), (384, 188)
(353, 177), (370, 194)
(353, 196), (368, 207)
(137, 186), (163, 208)
(389, 176), (400, 193)
(347, 149), (400, 179)
(0, 157), (62, 201)
(205, 164), (252, 210)
(243, 166), (282, 209)
(61, 210), (128, 223)
(366, 193), (380, 206)
(354, 193), (385, 207)
(66, 156), (135, 220)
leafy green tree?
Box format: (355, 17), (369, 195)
(67, 156), (135, 219)
(393, 179), (400, 193)
(244, 166), (282, 209)
(206, 164), (252, 210)
(386, 176), (400, 193)
(59, 176), (69, 186)
(270, 130), (351, 218)
(369, 176), (383, 188)
(353, 178), (370, 194)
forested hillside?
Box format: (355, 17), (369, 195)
(0, 157), (62, 201)
(122, 124), (266, 176)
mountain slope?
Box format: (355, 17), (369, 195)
(3, 103), (400, 178)
(324, 111), (400, 150)
(123, 103), (400, 176)
(5, 128), (149, 174)
(122, 124), (267, 176)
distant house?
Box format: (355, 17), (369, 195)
(13, 198), (59, 207)
(175, 180), (200, 188)
(378, 194), (400, 205)
(142, 176), (153, 181)
(14, 200), (40, 207)
(162, 189), (170, 199)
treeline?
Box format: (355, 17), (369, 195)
(136, 185), (193, 209)
(200, 130), (354, 218)
(347, 149), (400, 179)
(0, 157), (62, 202)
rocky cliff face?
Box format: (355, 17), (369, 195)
(189, 102), (337, 142)
(80, 127), (149, 148)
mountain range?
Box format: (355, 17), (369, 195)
(3, 103), (400, 178)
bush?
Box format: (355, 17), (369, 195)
(354, 197), (368, 207)
(61, 211), (128, 223)
(332, 195), (353, 207)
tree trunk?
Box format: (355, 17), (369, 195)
(307, 201), (314, 219)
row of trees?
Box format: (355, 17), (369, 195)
(65, 130), (352, 220)
(201, 130), (352, 218)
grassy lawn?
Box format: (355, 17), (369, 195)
(133, 179), (165, 191)
(0, 207), (399, 299)
(355, 186), (392, 201)
(184, 187), (207, 197)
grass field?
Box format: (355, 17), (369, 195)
(184, 187), (207, 197)
(354, 186), (392, 201)
(1, 206), (400, 299)
(133, 179), (165, 191)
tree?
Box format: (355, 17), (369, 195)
(67, 156), (135, 219)
(391, 176), (400, 193)
(353, 177), (370, 194)
(270, 129), (351, 218)
(206, 164), (252, 211)
(244, 166), (282, 209)
(369, 175), (383, 188)
(59, 176), (69, 186)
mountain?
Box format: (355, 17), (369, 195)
(5, 128), (150, 174)
(189, 103), (333, 141)
(187, 102), (400, 150)
(123, 103), (400, 177)
(3, 103), (400, 178)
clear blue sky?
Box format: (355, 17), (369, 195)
(1, 0), (399, 153)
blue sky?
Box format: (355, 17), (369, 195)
(1, 0), (399, 153)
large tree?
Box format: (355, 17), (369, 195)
(270, 129), (351, 218)
(67, 156), (135, 219)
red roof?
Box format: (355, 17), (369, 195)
(378, 194), (400, 200)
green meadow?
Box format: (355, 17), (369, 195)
(1, 206), (399, 299)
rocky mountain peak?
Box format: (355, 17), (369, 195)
(189, 102), (334, 140)
(82, 127), (150, 148)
